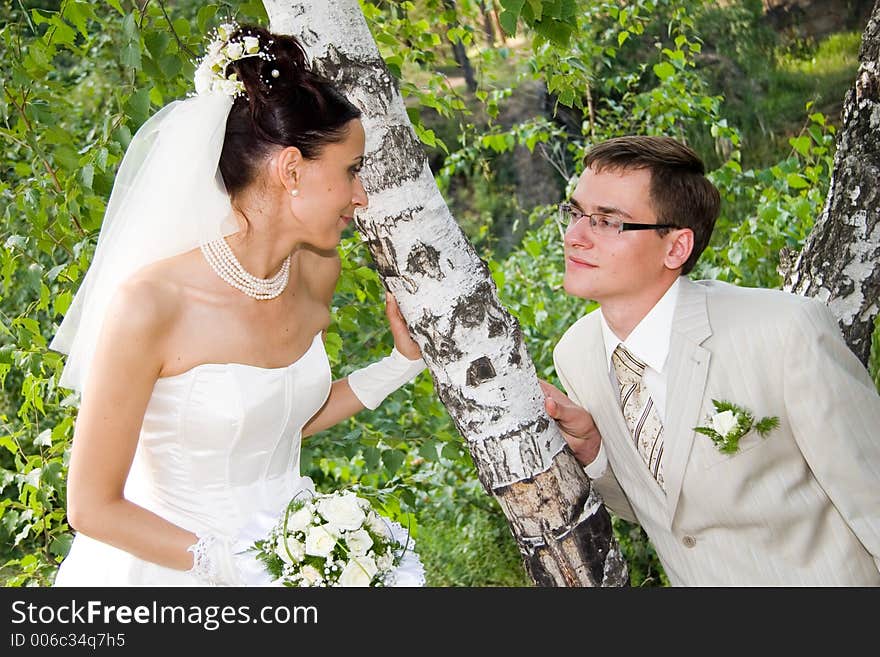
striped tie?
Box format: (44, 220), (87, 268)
(611, 344), (665, 490)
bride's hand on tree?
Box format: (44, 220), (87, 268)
(385, 291), (421, 360)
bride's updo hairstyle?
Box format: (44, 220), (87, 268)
(218, 25), (362, 196)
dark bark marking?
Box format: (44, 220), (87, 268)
(488, 316), (506, 338)
(316, 48), (426, 190)
(451, 294), (485, 329)
(358, 207), (422, 236)
(507, 323), (524, 366)
(317, 47), (395, 111)
(493, 417), (548, 446)
(466, 356), (496, 387)
(406, 242), (442, 280)
(450, 280), (513, 340)
(415, 310), (463, 365)
(525, 552), (558, 587)
(365, 124), (427, 187)
(508, 348), (522, 366)
(560, 487), (614, 585)
(434, 381), (505, 425)
(364, 236), (399, 280)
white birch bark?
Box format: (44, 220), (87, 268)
(263, 0), (628, 586)
(783, 1), (880, 365)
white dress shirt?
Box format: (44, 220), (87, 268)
(583, 277), (681, 478)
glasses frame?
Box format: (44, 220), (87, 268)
(559, 202), (680, 234)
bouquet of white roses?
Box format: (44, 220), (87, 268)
(252, 489), (424, 587)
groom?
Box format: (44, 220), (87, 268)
(542, 135), (880, 585)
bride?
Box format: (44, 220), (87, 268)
(51, 23), (426, 586)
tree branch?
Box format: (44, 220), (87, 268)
(157, 0), (197, 59)
(3, 86), (64, 196)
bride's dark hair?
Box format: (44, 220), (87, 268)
(219, 25), (362, 196)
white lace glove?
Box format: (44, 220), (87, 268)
(186, 534), (244, 586)
(347, 348), (426, 410)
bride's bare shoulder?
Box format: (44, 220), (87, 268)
(106, 250), (201, 336)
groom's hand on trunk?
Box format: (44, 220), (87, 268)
(539, 379), (602, 466)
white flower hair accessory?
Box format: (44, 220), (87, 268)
(193, 22), (277, 98)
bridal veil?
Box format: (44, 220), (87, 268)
(49, 92), (237, 392)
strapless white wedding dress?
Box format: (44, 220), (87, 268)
(54, 332), (423, 586)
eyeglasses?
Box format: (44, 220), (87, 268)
(558, 202), (679, 237)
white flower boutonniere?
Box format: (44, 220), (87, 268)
(694, 399), (779, 454)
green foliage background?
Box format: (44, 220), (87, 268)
(0, 0), (876, 587)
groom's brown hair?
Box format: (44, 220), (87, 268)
(583, 136), (720, 275)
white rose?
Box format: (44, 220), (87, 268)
(300, 565), (323, 586)
(225, 41), (244, 60)
(219, 78), (241, 97)
(711, 410), (738, 437)
(276, 536), (305, 565)
(193, 63), (214, 95)
(243, 36), (260, 54)
(346, 529), (373, 556)
(338, 556), (378, 587)
(287, 506), (313, 533)
(305, 524), (338, 558)
(217, 23), (233, 41)
(316, 493), (366, 531)
(367, 513), (392, 539)
(376, 551), (394, 570)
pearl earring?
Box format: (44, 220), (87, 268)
(290, 189), (299, 198)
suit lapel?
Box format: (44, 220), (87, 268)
(662, 278), (712, 526)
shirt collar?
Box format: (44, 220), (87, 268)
(599, 276), (681, 374)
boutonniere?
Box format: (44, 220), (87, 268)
(694, 400), (779, 454)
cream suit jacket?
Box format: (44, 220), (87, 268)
(553, 277), (880, 586)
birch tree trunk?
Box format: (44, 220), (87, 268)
(783, 1), (880, 365)
(263, 0), (628, 587)
(481, 0), (497, 46)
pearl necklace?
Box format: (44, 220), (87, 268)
(200, 237), (291, 300)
